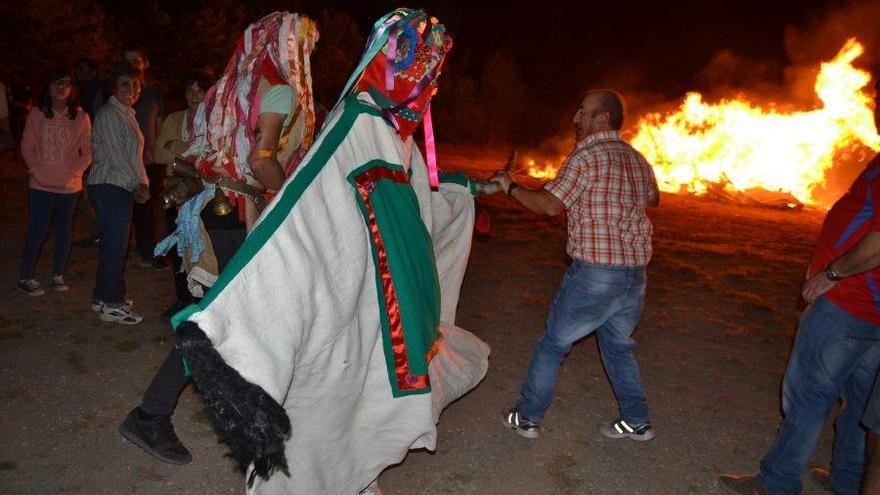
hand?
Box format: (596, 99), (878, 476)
(802, 271), (836, 305)
(474, 180), (503, 195)
(491, 171), (513, 193)
(134, 183), (150, 204)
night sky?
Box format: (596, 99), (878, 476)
(129, 0), (856, 94)
(97, 0), (880, 138)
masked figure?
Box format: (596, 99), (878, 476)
(155, 12), (319, 297)
(172, 8), (491, 494)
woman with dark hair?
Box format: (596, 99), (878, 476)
(153, 72), (209, 316)
(18, 68), (92, 296)
(86, 63), (149, 324)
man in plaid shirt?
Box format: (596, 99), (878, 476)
(494, 89), (660, 441)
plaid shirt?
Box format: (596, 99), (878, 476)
(545, 130), (656, 266)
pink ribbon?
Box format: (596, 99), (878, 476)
(423, 105), (439, 189)
(385, 28), (397, 93)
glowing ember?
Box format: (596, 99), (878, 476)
(630, 38), (880, 206)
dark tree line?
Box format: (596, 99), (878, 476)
(0, 0), (533, 146)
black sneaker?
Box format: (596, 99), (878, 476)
(119, 408), (192, 465)
(139, 256), (170, 271)
(500, 407), (539, 439)
(598, 418), (655, 441)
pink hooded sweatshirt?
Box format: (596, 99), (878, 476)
(21, 106), (92, 193)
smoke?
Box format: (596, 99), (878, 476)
(786, 0), (880, 203)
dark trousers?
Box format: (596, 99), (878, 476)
(132, 163), (165, 260)
(88, 184), (133, 305)
(19, 188), (79, 280)
(140, 207), (246, 417)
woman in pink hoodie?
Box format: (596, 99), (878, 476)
(18, 68), (92, 296)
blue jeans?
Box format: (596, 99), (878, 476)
(518, 260), (649, 424)
(758, 296), (880, 495)
(88, 184), (133, 305)
(19, 188), (79, 280)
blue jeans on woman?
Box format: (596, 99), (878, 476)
(518, 259), (649, 424)
(19, 188), (80, 280)
(88, 184), (134, 306)
(758, 296), (880, 495)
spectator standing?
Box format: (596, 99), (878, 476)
(720, 155), (880, 495)
(153, 73), (208, 317)
(123, 46), (167, 270)
(18, 69), (92, 295)
(87, 64), (149, 324)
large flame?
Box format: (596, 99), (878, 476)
(629, 38), (880, 206)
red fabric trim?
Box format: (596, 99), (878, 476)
(354, 167), (431, 391)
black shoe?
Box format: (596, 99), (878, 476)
(500, 407), (539, 439)
(139, 256), (170, 271)
(73, 236), (100, 248)
(598, 418), (655, 441)
(119, 408), (192, 465)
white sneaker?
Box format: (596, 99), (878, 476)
(100, 303), (144, 325)
(51, 275), (70, 292)
(17, 279), (45, 296)
(91, 298), (133, 312)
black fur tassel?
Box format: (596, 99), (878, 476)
(176, 321), (291, 485)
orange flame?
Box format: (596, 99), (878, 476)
(630, 38), (880, 206)
(522, 158), (558, 180)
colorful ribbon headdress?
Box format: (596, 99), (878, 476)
(186, 12), (319, 185)
(339, 8), (452, 188)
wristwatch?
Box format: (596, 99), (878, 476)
(507, 182), (519, 195)
(824, 263), (842, 281)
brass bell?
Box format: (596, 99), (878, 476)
(212, 187), (233, 216)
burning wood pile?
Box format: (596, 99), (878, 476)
(521, 38), (880, 210)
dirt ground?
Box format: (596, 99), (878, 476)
(0, 148), (845, 495)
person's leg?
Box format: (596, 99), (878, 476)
(50, 191), (80, 279)
(517, 261), (628, 423)
(89, 184), (133, 305)
(758, 297), (872, 495)
(140, 347), (191, 417)
(19, 188), (54, 281)
(595, 266), (649, 425)
(830, 327), (880, 494)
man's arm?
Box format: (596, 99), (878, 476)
(802, 230), (880, 303)
(491, 171), (565, 216)
(247, 112), (286, 191)
(647, 178), (660, 207)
